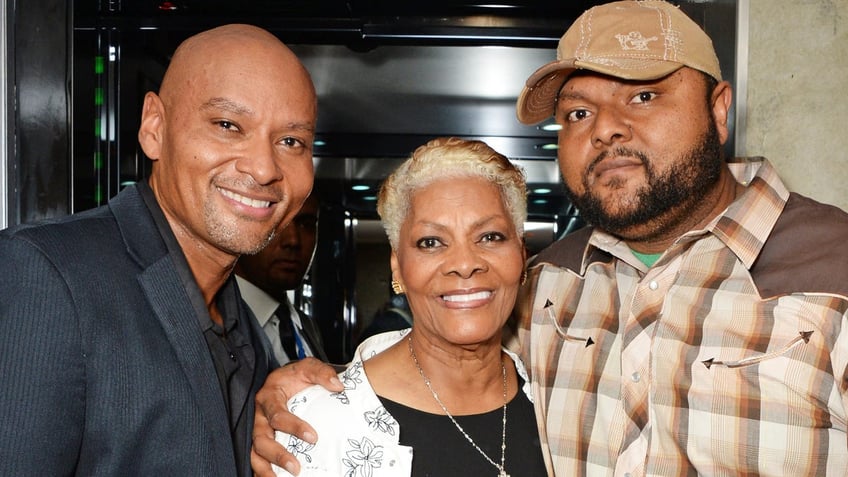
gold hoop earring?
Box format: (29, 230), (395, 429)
(520, 270), (528, 286)
(391, 280), (405, 295)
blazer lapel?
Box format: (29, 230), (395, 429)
(138, 260), (233, 455)
(110, 185), (237, 473)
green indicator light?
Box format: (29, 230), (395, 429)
(94, 185), (103, 204)
(94, 152), (103, 170)
(94, 118), (101, 136)
(94, 87), (103, 106)
(94, 56), (104, 75)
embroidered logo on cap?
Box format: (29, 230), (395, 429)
(614, 31), (658, 51)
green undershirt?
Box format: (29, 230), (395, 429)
(631, 249), (663, 268)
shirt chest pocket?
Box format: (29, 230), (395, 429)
(684, 302), (842, 431)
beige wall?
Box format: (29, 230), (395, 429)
(745, 0), (848, 210)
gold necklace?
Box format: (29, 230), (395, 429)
(407, 336), (510, 477)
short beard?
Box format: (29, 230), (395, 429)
(565, 118), (724, 242)
(204, 203), (277, 256)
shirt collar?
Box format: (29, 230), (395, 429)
(234, 276), (305, 330)
(709, 157), (789, 269)
(234, 276), (279, 327)
(137, 181), (240, 332)
(582, 158), (790, 271)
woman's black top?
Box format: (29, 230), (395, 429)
(378, 375), (548, 477)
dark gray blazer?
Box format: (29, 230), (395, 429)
(0, 185), (269, 476)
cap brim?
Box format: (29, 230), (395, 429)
(516, 58), (686, 125)
(516, 60), (576, 125)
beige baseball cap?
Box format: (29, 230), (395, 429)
(516, 0), (722, 125)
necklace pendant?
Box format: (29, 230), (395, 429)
(499, 471), (510, 477)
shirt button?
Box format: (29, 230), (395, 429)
(631, 372), (641, 383)
(229, 352), (237, 361)
(649, 280), (659, 290)
(624, 473), (632, 477)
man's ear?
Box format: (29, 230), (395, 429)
(138, 91), (165, 161)
(710, 80), (733, 146)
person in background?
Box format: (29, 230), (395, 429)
(0, 24), (317, 476)
(356, 281), (413, 345)
(251, 1), (848, 475)
(236, 190), (329, 366)
(271, 137), (546, 476)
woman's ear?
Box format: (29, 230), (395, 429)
(521, 237), (528, 263)
(138, 91), (165, 161)
(389, 251), (400, 283)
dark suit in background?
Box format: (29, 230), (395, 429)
(235, 191), (329, 366)
(293, 303), (330, 362)
(236, 279), (329, 367)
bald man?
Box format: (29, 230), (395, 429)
(0, 24), (317, 476)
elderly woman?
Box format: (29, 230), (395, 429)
(271, 137), (546, 476)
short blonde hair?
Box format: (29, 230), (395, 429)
(377, 137), (527, 249)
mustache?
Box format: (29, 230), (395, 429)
(586, 147), (650, 175)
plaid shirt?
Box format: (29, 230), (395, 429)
(513, 158), (848, 476)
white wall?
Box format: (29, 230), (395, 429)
(745, 0), (848, 210)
